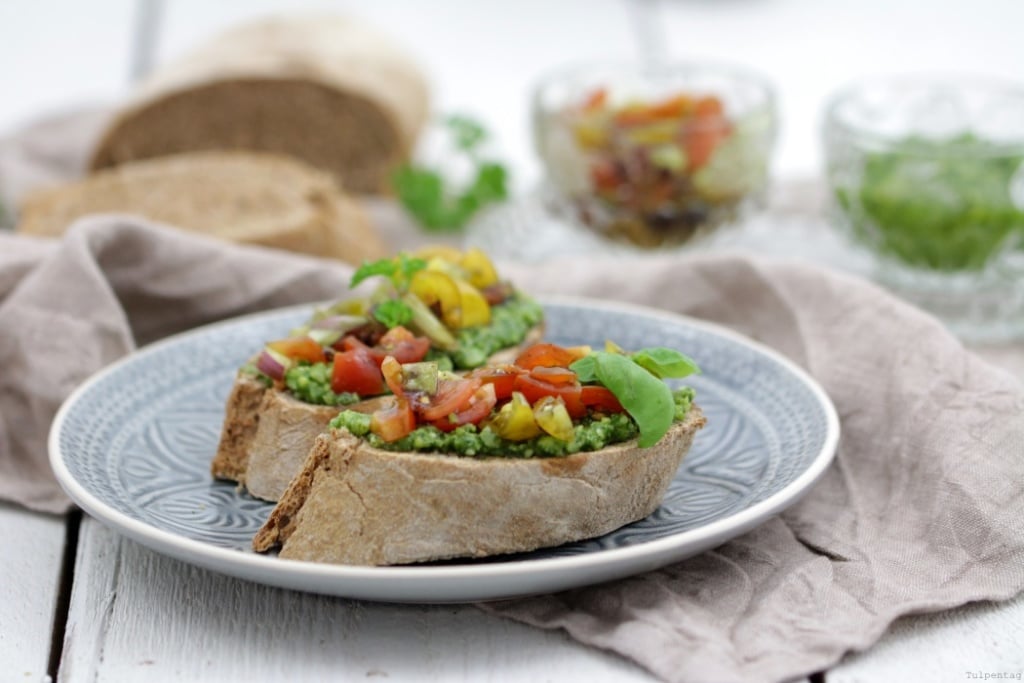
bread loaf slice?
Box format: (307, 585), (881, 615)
(252, 406), (706, 566)
(89, 15), (429, 194)
(211, 324), (545, 501)
(17, 151), (388, 264)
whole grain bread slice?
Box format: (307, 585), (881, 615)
(17, 151), (388, 264)
(252, 406), (706, 566)
(89, 14), (429, 194)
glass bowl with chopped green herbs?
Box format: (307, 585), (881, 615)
(533, 61), (777, 249)
(824, 76), (1024, 340)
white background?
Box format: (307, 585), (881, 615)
(0, 0), (1021, 188)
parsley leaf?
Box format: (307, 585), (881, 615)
(392, 115), (509, 233)
(373, 299), (414, 328)
(350, 254), (427, 289)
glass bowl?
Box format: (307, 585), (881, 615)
(824, 75), (1024, 341)
(532, 61), (777, 249)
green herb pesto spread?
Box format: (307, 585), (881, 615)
(284, 363), (360, 407)
(834, 133), (1024, 271)
(329, 387), (695, 458)
(445, 296), (544, 369)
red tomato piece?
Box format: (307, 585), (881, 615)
(374, 325), (430, 362)
(380, 356), (405, 397)
(339, 335), (385, 362)
(331, 347), (386, 396)
(467, 365), (523, 400)
(530, 366), (577, 386)
(416, 377), (482, 422)
(267, 336), (325, 364)
(370, 397), (416, 442)
(513, 373), (586, 419)
(514, 343), (586, 370)
(431, 383), (498, 432)
(580, 385), (625, 413)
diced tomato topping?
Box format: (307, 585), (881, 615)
(514, 343), (587, 370)
(376, 326), (431, 364)
(529, 366), (577, 386)
(416, 377), (482, 422)
(370, 397), (416, 442)
(582, 87), (608, 112)
(580, 385), (625, 413)
(513, 373), (586, 419)
(467, 365), (523, 400)
(431, 383), (498, 432)
(692, 96), (724, 118)
(267, 336), (325, 364)
(481, 282), (514, 306)
(589, 159), (622, 193)
(331, 347), (386, 396)
(380, 356), (405, 397)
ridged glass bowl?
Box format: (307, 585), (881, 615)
(824, 75), (1024, 341)
(532, 61), (777, 249)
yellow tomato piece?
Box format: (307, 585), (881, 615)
(415, 245), (464, 264)
(409, 270), (463, 329)
(533, 396), (575, 442)
(604, 340), (626, 354)
(458, 247), (500, 289)
(488, 392), (542, 441)
(455, 278), (491, 328)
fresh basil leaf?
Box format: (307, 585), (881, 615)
(568, 355), (598, 383)
(631, 347), (700, 379)
(591, 352), (674, 448)
(373, 299), (414, 328)
(350, 257), (399, 288)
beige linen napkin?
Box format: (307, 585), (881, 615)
(2, 217), (1023, 683)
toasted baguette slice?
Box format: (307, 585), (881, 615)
(211, 323), (545, 501)
(89, 15), (429, 193)
(17, 151), (388, 265)
(253, 406), (706, 565)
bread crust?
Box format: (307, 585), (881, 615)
(252, 406), (706, 565)
(211, 323), (545, 501)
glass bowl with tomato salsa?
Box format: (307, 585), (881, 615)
(824, 75), (1024, 341)
(532, 61), (777, 248)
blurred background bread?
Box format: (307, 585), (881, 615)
(17, 151), (387, 264)
(89, 14), (430, 194)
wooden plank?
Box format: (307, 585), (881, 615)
(0, 502), (67, 681)
(827, 594), (1024, 682)
(59, 519), (660, 682)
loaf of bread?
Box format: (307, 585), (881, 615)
(89, 14), (430, 194)
(253, 408), (706, 566)
(17, 151), (388, 264)
(211, 325), (544, 502)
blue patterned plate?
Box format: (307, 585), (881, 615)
(50, 296), (839, 603)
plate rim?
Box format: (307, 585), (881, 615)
(49, 294), (840, 602)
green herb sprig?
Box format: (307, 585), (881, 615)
(350, 254), (428, 328)
(571, 346), (700, 447)
(392, 115), (509, 232)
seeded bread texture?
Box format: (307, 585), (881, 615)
(89, 15), (429, 193)
(17, 151), (387, 264)
(252, 406), (706, 565)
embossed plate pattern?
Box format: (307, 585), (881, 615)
(50, 296), (839, 603)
